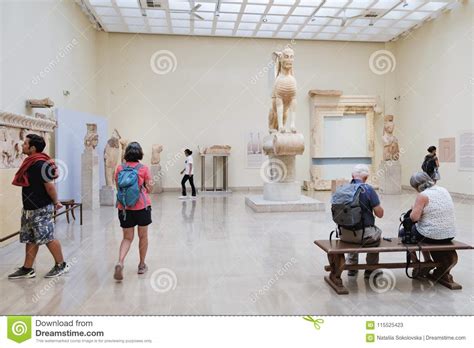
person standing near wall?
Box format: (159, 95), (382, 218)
(114, 142), (153, 281)
(422, 146), (440, 181)
(179, 149), (196, 200)
(9, 134), (68, 279)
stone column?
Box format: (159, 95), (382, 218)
(82, 149), (100, 209)
(379, 160), (401, 194)
(150, 164), (163, 193)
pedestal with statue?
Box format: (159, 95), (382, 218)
(82, 123), (100, 209)
(379, 115), (402, 194)
(245, 48), (324, 213)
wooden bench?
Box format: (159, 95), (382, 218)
(53, 200), (83, 225)
(314, 238), (473, 295)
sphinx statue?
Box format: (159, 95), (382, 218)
(268, 47), (297, 134)
(382, 115), (400, 161)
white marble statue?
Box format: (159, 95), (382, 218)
(103, 129), (121, 187)
(151, 144), (163, 165)
(383, 115), (400, 161)
(84, 123), (99, 150)
(268, 47), (297, 134)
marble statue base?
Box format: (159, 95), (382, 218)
(100, 185), (115, 206)
(245, 194), (325, 213)
(263, 181), (300, 201)
(81, 150), (100, 209)
(379, 160), (402, 194)
(150, 164), (163, 194)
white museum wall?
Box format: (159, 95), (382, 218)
(393, 1), (474, 195)
(97, 33), (387, 189)
(55, 109), (108, 203)
(0, 0), (100, 244)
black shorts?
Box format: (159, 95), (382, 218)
(118, 208), (152, 228)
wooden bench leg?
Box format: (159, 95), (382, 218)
(428, 250), (462, 290)
(324, 254), (349, 295)
(65, 205), (70, 224)
(79, 204), (83, 225)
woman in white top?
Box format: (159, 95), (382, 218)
(408, 172), (456, 243)
(180, 149), (196, 199)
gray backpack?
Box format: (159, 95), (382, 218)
(330, 183), (365, 241)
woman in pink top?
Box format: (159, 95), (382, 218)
(113, 142), (152, 281)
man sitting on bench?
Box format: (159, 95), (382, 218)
(339, 164), (385, 278)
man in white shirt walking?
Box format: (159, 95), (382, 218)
(180, 149), (197, 199)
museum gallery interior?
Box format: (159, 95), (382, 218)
(0, 0), (473, 315)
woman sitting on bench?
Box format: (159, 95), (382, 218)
(404, 172), (456, 244)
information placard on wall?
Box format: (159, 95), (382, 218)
(459, 131), (474, 171)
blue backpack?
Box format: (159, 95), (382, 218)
(116, 164), (145, 212)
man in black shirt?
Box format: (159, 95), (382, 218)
(9, 134), (68, 279)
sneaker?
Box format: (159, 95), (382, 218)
(8, 267), (36, 279)
(114, 263), (123, 281)
(364, 269), (383, 279)
(179, 196), (188, 200)
(137, 263), (148, 275)
(347, 270), (358, 277)
(44, 262), (69, 278)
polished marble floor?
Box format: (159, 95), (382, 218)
(1, 190), (473, 315)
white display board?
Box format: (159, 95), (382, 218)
(55, 109), (108, 202)
(323, 115), (367, 158)
(459, 131), (474, 171)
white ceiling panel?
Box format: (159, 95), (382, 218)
(84, 0), (456, 42)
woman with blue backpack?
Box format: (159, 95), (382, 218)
(113, 142), (153, 281)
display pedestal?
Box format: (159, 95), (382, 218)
(100, 186), (115, 206)
(379, 160), (401, 194)
(245, 132), (324, 213)
(81, 150), (99, 209)
(151, 164), (163, 194)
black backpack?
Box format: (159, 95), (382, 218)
(330, 183), (365, 242)
(421, 156), (436, 176)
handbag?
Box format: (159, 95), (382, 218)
(399, 209), (422, 279)
(432, 168), (441, 181)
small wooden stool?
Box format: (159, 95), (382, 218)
(60, 199), (75, 223)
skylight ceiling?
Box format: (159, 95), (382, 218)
(81, 0), (459, 42)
